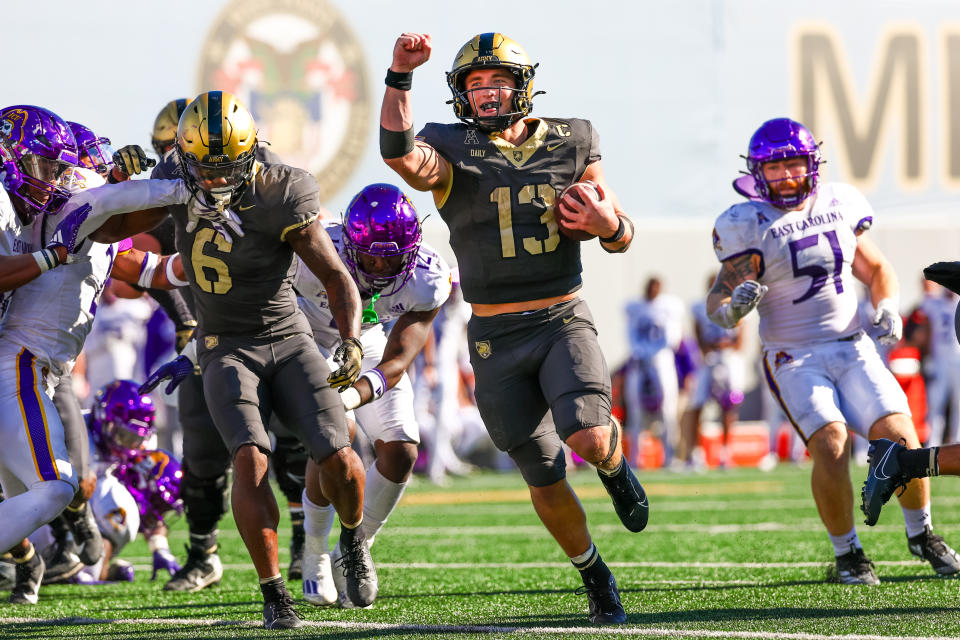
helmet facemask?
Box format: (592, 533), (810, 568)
(91, 380), (156, 461)
(178, 145), (257, 210)
(447, 63), (537, 133)
(741, 118), (822, 209)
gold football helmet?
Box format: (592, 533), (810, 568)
(176, 90), (258, 206)
(151, 99), (190, 156)
(446, 33), (539, 132)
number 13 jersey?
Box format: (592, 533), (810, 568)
(712, 182), (875, 350)
(416, 117), (599, 304)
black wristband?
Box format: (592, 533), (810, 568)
(599, 216), (625, 244)
(385, 69), (413, 91)
(380, 126), (415, 159)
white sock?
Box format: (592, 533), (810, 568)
(301, 489), (335, 552)
(901, 504), (932, 538)
(829, 527), (862, 556)
(361, 463), (408, 544)
(0, 480), (74, 553)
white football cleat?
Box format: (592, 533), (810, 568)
(301, 535), (337, 607)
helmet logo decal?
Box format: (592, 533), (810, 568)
(198, 0), (370, 203)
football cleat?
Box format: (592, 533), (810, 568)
(598, 460), (649, 533)
(575, 572), (627, 624)
(335, 527), (378, 608)
(263, 589), (302, 630)
(40, 539), (83, 584)
(861, 438), (909, 526)
(908, 526), (960, 576)
(10, 551), (45, 605)
(105, 559), (136, 582)
(288, 532), (304, 582)
(302, 535), (337, 607)
(63, 502), (105, 565)
(827, 548), (880, 585)
(163, 546), (222, 592)
(0, 557), (15, 591)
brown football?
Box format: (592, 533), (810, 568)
(556, 181), (600, 241)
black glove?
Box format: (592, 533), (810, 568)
(327, 337), (363, 390)
(112, 144), (156, 177)
(925, 262), (960, 296)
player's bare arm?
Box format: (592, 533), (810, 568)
(380, 32), (452, 200)
(851, 233), (899, 307)
(564, 160), (633, 252)
(0, 252), (67, 292)
(287, 221), (361, 340)
(88, 207), (171, 243)
(109, 247), (186, 290)
(706, 253), (765, 328)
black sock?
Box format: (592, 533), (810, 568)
(572, 544), (611, 584)
(189, 531), (218, 555)
(291, 510), (305, 544)
(898, 446), (940, 479)
(259, 575), (286, 602)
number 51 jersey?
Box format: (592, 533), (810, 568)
(417, 117), (599, 305)
(712, 182), (875, 351)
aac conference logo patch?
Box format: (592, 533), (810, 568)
(197, 0), (370, 203)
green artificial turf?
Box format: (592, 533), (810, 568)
(3, 463), (960, 639)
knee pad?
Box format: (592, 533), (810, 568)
(507, 435), (567, 488)
(272, 436), (308, 504)
(180, 466), (229, 535)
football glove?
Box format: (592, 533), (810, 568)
(872, 298), (902, 346)
(327, 337), (363, 390)
(139, 354), (194, 395)
(175, 320), (198, 353)
(46, 203), (93, 260)
(112, 145), (156, 177)
(730, 280), (768, 319)
(151, 548), (181, 580)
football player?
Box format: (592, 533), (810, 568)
(139, 98), (308, 594)
(380, 32), (643, 624)
(63, 91), (369, 629)
(709, 117), (959, 584)
(294, 183), (450, 608)
(0, 105), (190, 604)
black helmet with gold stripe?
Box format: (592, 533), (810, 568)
(176, 91), (258, 207)
(446, 33), (539, 133)
(151, 99), (190, 157)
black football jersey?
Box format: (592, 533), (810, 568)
(416, 117), (600, 304)
(152, 153), (319, 338)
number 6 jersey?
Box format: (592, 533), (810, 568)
(712, 182), (875, 350)
(416, 117), (599, 304)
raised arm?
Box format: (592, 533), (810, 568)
(380, 33), (452, 201)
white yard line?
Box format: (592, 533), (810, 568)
(0, 616), (957, 639)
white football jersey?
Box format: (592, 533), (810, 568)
(0, 168), (124, 374)
(712, 182), (874, 350)
(920, 293), (960, 363)
(295, 221), (452, 349)
(625, 294), (684, 361)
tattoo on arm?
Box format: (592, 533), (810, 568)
(709, 254), (758, 298)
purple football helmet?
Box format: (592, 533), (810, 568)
(743, 118), (821, 209)
(341, 183), (422, 296)
(67, 121), (114, 176)
(0, 105), (78, 216)
(113, 449), (183, 531)
(90, 380), (156, 461)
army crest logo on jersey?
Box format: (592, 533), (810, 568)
(474, 340), (492, 359)
(197, 0), (370, 203)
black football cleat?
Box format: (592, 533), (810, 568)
(335, 526), (378, 608)
(263, 590), (302, 630)
(827, 548), (880, 585)
(41, 539), (83, 584)
(63, 502), (104, 565)
(908, 526), (960, 576)
(288, 532), (304, 581)
(861, 439), (909, 526)
(10, 551), (45, 605)
(598, 459), (648, 532)
(164, 545), (223, 592)
(576, 572), (627, 624)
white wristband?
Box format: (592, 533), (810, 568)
(32, 249), (59, 273)
(340, 386), (362, 411)
(361, 368), (387, 401)
(164, 253), (189, 287)
(180, 338), (198, 365)
(137, 251), (161, 288)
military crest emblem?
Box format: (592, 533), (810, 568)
(474, 340), (492, 359)
(197, 0), (370, 203)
